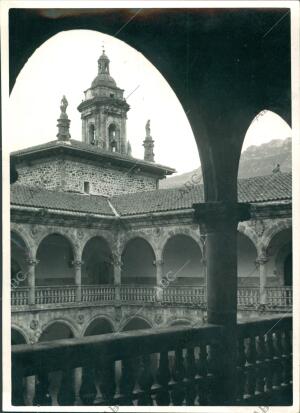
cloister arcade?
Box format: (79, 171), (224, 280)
(10, 221), (292, 292)
(11, 217), (292, 348)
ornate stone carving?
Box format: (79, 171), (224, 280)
(30, 225), (39, 237)
(72, 260), (83, 269)
(77, 313), (85, 325)
(30, 319), (39, 330)
(77, 230), (84, 240)
(254, 220), (265, 236)
(115, 307), (122, 322)
(154, 314), (163, 325)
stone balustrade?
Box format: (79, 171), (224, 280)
(11, 315), (292, 406)
(11, 285), (292, 311)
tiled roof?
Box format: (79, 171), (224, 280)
(237, 173), (292, 203)
(11, 185), (114, 216)
(11, 139), (175, 175)
(11, 172), (291, 218)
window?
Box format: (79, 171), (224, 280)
(84, 181), (90, 194)
(88, 124), (95, 144)
(110, 93), (114, 98)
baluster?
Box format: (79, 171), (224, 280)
(155, 351), (171, 405)
(33, 373), (52, 406)
(197, 343), (208, 405)
(265, 333), (275, 392)
(137, 355), (154, 405)
(57, 369), (75, 405)
(236, 337), (246, 402)
(245, 336), (256, 398)
(185, 347), (197, 405)
(97, 359), (116, 405)
(207, 341), (223, 404)
(79, 367), (97, 405)
(119, 357), (136, 405)
(170, 348), (185, 405)
(256, 334), (267, 396)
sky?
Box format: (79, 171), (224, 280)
(8, 30), (292, 175)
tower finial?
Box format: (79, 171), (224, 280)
(57, 95), (71, 142)
(143, 119), (155, 162)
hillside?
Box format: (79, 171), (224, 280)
(160, 138), (291, 189)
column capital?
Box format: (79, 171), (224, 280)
(26, 258), (39, 266)
(193, 201), (251, 232)
(72, 260), (84, 268)
(256, 255), (269, 265)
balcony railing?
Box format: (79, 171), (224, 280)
(11, 288), (29, 306)
(120, 286), (157, 302)
(12, 315), (292, 406)
(163, 286), (206, 306)
(237, 287), (260, 307)
(267, 287), (293, 309)
(11, 285), (292, 311)
(35, 286), (77, 305)
(82, 285), (116, 303)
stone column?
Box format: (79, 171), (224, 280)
(193, 201), (251, 404)
(256, 254), (269, 305)
(72, 260), (83, 302)
(27, 259), (38, 305)
(155, 259), (164, 302)
(113, 257), (122, 302)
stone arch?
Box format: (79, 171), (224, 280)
(82, 315), (115, 337)
(11, 231), (31, 287)
(159, 228), (203, 257)
(162, 234), (204, 286)
(80, 232), (114, 258)
(39, 319), (77, 341)
(11, 325), (29, 344)
(120, 232), (158, 260)
(237, 232), (260, 285)
(121, 316), (153, 331)
(260, 220), (292, 255)
(11, 228), (35, 260)
(35, 229), (80, 261)
(263, 227), (292, 286)
(238, 224), (259, 255)
(36, 233), (77, 286)
(81, 236), (114, 284)
(121, 237), (157, 285)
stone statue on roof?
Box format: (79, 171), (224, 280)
(60, 95), (68, 114)
(146, 120), (151, 137)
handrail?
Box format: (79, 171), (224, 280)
(11, 316), (292, 406)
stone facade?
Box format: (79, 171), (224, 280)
(15, 156), (159, 196)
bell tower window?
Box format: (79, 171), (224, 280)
(89, 124), (95, 145)
(108, 123), (118, 152)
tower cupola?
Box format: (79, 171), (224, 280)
(77, 48), (130, 154)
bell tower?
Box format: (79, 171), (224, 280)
(77, 48), (130, 155)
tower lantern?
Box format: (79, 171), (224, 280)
(77, 48), (130, 154)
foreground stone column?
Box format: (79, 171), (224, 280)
(27, 259), (38, 305)
(193, 201), (251, 404)
(73, 260), (83, 302)
(256, 254), (269, 305)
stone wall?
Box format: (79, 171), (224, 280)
(15, 156), (158, 196)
